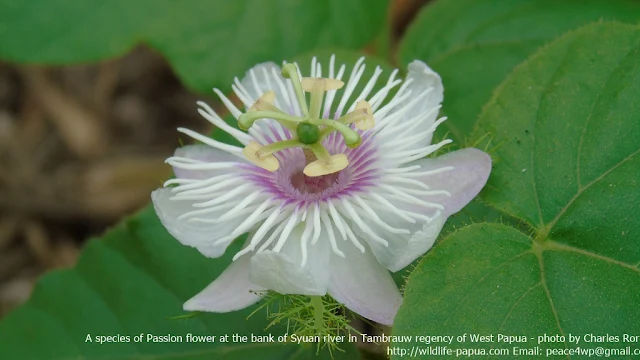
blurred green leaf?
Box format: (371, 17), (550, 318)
(399, 0), (640, 143)
(0, 0), (388, 93)
(393, 22), (640, 358)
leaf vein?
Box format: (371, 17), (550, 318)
(547, 147), (640, 231)
(537, 252), (569, 355)
(546, 241), (640, 273)
(494, 282), (542, 349)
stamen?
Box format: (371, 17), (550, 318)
(303, 143), (348, 176)
(300, 77), (345, 91)
(308, 78), (325, 120)
(281, 63), (309, 116)
(242, 141), (279, 171)
(311, 118), (361, 147)
(260, 139), (305, 156)
(354, 100), (374, 130)
(304, 154), (348, 176)
(248, 91), (277, 112)
(337, 100), (374, 130)
(238, 110), (301, 131)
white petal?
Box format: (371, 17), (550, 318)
(183, 252), (265, 312)
(405, 60), (443, 119)
(328, 240), (403, 325)
(249, 224), (330, 295)
(411, 148), (492, 217)
(375, 61), (444, 152)
(172, 144), (244, 179)
(365, 214), (446, 272)
(359, 148), (491, 271)
(151, 188), (242, 258)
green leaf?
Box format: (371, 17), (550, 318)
(0, 206), (360, 359)
(0, 0), (388, 93)
(393, 22), (640, 358)
(399, 0), (640, 143)
(395, 223), (640, 358)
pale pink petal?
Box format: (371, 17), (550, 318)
(151, 188), (241, 258)
(404, 60), (443, 122)
(411, 147), (491, 217)
(249, 225), (330, 296)
(328, 241), (402, 325)
(183, 254), (265, 312)
(359, 148), (491, 271)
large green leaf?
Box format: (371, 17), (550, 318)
(393, 22), (640, 359)
(0, 206), (360, 359)
(0, 0), (388, 92)
(399, 0), (640, 143)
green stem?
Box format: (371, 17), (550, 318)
(309, 296), (325, 335)
(309, 119), (361, 148)
(282, 63), (309, 117)
(260, 139), (303, 156)
(238, 111), (301, 131)
(308, 80), (324, 120)
(308, 143), (331, 162)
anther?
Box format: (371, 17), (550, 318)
(242, 141), (279, 171)
(304, 154), (349, 176)
(300, 78), (345, 92)
(303, 143), (348, 176)
(248, 91), (277, 112)
(354, 100), (375, 130)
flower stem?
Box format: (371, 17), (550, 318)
(309, 295), (325, 335)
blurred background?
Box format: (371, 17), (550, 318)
(0, 0), (428, 317)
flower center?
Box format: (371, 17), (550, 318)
(290, 170), (340, 194)
(237, 63), (375, 177)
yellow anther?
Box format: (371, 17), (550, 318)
(303, 154), (348, 177)
(242, 141), (279, 172)
(249, 90), (277, 112)
(354, 100), (375, 130)
(301, 77), (344, 92)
